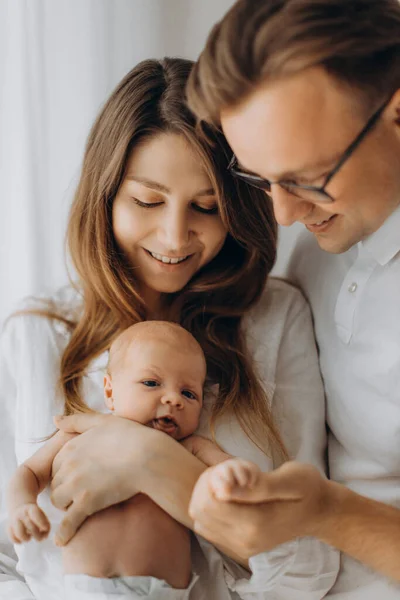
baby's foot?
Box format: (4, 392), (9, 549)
(208, 458), (261, 501)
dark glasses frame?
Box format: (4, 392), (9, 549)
(228, 97), (391, 203)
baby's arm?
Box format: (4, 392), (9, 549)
(181, 435), (231, 467)
(181, 436), (261, 500)
(7, 430), (76, 543)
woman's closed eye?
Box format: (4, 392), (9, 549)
(131, 198), (163, 209)
(192, 203), (218, 215)
(131, 197), (218, 215)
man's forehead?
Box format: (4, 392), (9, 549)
(221, 67), (358, 178)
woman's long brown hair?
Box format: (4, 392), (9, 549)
(25, 58), (287, 462)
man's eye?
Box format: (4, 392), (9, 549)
(182, 389), (197, 400)
(142, 380), (159, 387)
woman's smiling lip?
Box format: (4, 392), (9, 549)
(143, 248), (195, 270)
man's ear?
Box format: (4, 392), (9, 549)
(104, 374), (114, 411)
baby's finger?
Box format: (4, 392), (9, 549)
(230, 462), (251, 487)
(22, 519), (43, 541)
(29, 505), (51, 533)
(247, 466), (261, 488)
(7, 524), (22, 544)
(13, 519), (30, 542)
(209, 475), (232, 501)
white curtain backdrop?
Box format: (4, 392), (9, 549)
(0, 0), (301, 325)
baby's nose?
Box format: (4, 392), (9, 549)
(161, 392), (183, 408)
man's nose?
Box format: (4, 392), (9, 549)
(161, 391), (184, 409)
(270, 185), (312, 227)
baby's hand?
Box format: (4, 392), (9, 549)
(8, 503), (50, 544)
(208, 458), (261, 501)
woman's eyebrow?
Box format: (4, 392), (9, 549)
(125, 175), (215, 197)
(125, 175), (170, 193)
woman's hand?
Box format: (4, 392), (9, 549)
(51, 413), (155, 546)
(189, 461), (333, 560)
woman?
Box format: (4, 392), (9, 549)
(0, 58), (338, 599)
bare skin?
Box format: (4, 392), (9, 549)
(7, 323), (259, 586)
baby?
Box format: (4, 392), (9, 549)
(7, 321), (261, 598)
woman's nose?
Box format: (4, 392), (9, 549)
(158, 207), (191, 252)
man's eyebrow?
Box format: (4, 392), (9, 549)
(237, 153), (341, 180)
(125, 175), (215, 196)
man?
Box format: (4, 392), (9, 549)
(185, 0), (400, 597)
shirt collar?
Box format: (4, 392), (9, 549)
(358, 202), (400, 266)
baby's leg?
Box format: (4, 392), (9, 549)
(63, 493), (191, 589)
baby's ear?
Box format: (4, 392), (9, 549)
(103, 374), (114, 411)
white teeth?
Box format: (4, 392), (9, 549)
(314, 218), (330, 226)
(150, 252), (188, 264)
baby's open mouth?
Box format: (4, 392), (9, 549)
(152, 416), (178, 435)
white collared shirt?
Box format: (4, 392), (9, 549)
(0, 280), (339, 600)
(288, 204), (400, 599)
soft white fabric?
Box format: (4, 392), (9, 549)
(64, 572), (199, 599)
(287, 203), (400, 599)
(0, 279), (339, 599)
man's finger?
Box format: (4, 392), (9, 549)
(53, 413), (110, 433)
(54, 501), (89, 546)
(226, 463), (313, 504)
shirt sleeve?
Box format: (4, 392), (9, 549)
(0, 307), (67, 599)
(223, 285), (340, 599)
(0, 317), (36, 598)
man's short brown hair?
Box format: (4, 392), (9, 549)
(187, 0), (400, 126)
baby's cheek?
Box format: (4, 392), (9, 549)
(117, 404), (149, 424)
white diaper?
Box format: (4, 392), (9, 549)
(64, 573), (199, 599)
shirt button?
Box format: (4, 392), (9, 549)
(348, 282), (358, 293)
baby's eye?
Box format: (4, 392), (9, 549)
(142, 380), (159, 387)
(182, 389), (197, 400)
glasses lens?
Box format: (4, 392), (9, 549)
(233, 171), (271, 192)
(280, 183), (333, 203)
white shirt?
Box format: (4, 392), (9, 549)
(288, 204), (400, 599)
(0, 279), (339, 600)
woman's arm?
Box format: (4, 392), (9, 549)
(0, 318), (36, 599)
(51, 414), (206, 542)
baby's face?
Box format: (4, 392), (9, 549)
(104, 336), (205, 440)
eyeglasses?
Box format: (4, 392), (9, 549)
(228, 97), (391, 203)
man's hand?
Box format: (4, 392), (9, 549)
(189, 461), (331, 560)
(51, 413), (153, 546)
(8, 503), (50, 544)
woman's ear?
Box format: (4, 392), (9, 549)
(104, 374), (114, 411)
(388, 88), (400, 126)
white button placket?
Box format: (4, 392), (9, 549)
(334, 254), (377, 344)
